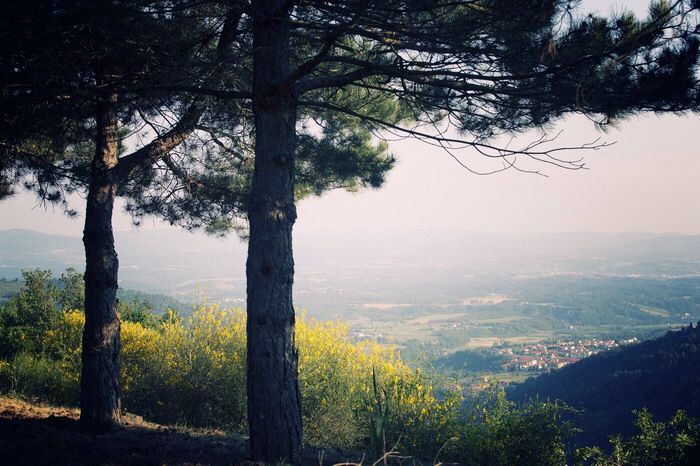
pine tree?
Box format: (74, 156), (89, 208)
(0, 0), (398, 435)
(2, 1), (699, 461)
(235, 1), (698, 462)
(0, 0), (242, 431)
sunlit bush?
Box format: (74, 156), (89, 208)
(5, 306), (248, 430)
(297, 314), (462, 452)
(43, 309), (83, 362)
(148, 307), (247, 430)
(5, 270), (695, 462)
(6, 309), (83, 405)
(296, 315), (406, 447)
(1, 304), (578, 461)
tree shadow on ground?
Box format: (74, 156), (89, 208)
(0, 413), (248, 465)
(0, 396), (362, 465)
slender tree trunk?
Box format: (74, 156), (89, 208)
(247, 0), (302, 463)
(80, 91), (121, 432)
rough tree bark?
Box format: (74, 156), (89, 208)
(247, 0), (303, 462)
(76, 11), (241, 432)
(80, 91), (121, 432)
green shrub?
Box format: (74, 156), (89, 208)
(0, 303), (598, 463)
(575, 409), (700, 466)
(125, 307), (248, 430)
(296, 315), (462, 454)
(0, 359), (14, 393)
(11, 352), (78, 405)
(48, 307), (248, 431)
(447, 387), (573, 466)
(0, 269), (79, 359)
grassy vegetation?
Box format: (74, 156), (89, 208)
(1, 304), (578, 464)
(338, 273), (700, 360)
(1, 269), (700, 464)
(3, 307), (699, 465)
(637, 306), (671, 318)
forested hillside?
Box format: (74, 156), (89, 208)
(0, 271), (185, 312)
(508, 324), (700, 447)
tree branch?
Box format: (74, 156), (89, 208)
(113, 5), (244, 181)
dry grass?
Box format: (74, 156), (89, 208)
(460, 335), (546, 349)
(0, 396), (360, 466)
(638, 306), (671, 318)
(0, 395), (246, 465)
(360, 304), (413, 310)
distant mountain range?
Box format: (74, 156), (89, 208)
(0, 228), (247, 301)
(507, 324), (700, 447)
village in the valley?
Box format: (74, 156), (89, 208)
(497, 338), (639, 372)
(468, 337), (640, 391)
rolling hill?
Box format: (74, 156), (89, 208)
(507, 324), (700, 447)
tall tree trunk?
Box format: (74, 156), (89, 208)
(247, 0), (302, 463)
(80, 91), (121, 432)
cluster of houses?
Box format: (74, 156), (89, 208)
(495, 337), (638, 372)
(467, 337), (639, 392)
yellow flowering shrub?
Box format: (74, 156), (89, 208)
(43, 309), (83, 358)
(120, 320), (161, 397)
(296, 314), (462, 452)
(13, 306), (462, 454)
(121, 306), (247, 430)
(297, 316), (374, 447)
(17, 309), (84, 405)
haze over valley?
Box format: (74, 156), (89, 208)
(3, 227), (699, 359)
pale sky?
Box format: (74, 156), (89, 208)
(1, 1), (698, 237)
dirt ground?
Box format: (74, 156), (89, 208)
(0, 396), (357, 466)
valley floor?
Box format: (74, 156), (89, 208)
(0, 396), (353, 466)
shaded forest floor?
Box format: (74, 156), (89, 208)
(0, 396), (358, 465)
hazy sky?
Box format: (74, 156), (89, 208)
(1, 1), (698, 237)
